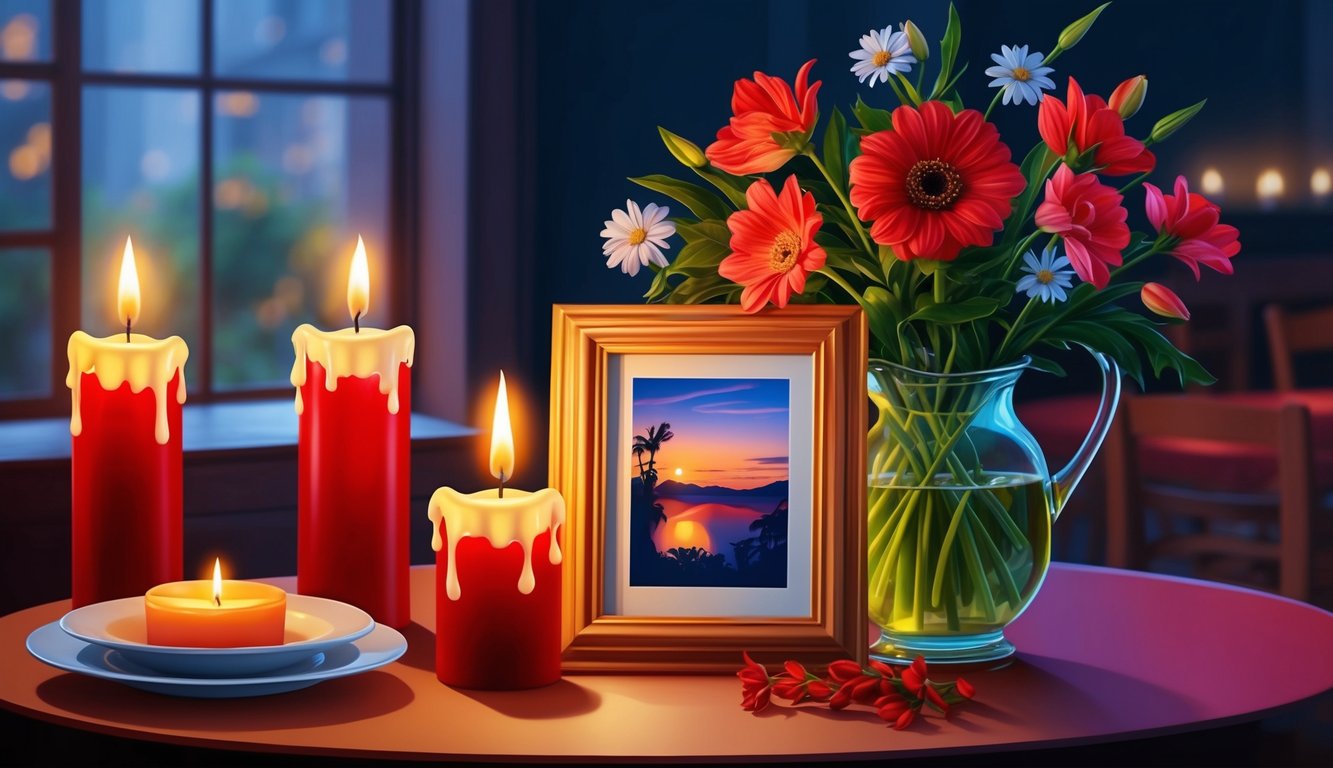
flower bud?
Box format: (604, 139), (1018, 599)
(1057, 2), (1111, 51)
(1149, 99), (1206, 144)
(657, 126), (707, 169)
(902, 20), (929, 61)
(1142, 282), (1190, 321)
(1109, 75), (1147, 119)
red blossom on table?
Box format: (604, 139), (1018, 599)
(736, 653), (975, 729)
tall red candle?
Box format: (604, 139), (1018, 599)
(427, 373), (566, 690)
(67, 238), (188, 607)
(290, 236), (414, 628)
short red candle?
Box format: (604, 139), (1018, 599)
(427, 373), (565, 689)
(67, 239), (188, 608)
(428, 488), (565, 690)
(290, 237), (414, 628)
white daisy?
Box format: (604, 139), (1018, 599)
(984, 45), (1056, 106)
(849, 25), (917, 87)
(1016, 245), (1075, 303)
(600, 200), (675, 277)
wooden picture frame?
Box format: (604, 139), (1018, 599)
(550, 305), (867, 672)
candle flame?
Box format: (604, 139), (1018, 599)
(1257, 168), (1285, 200)
(118, 237), (141, 331)
(1313, 168), (1331, 197)
(347, 235), (370, 323)
(212, 558), (222, 606)
(489, 371), (515, 483)
(1200, 167), (1224, 196)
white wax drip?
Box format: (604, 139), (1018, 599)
(290, 324), (415, 415)
(427, 487), (565, 600)
(66, 331), (189, 445)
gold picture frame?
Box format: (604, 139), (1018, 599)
(550, 304), (867, 672)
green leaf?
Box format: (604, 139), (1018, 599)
(1026, 355), (1067, 377)
(907, 296), (1002, 324)
(822, 107), (848, 194)
(929, 3), (962, 100)
(630, 175), (730, 221)
(692, 167), (751, 209)
(862, 286), (903, 346)
(853, 96), (892, 132)
(669, 276), (739, 305)
(670, 238), (729, 270)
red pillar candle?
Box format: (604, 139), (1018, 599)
(67, 238), (188, 608)
(290, 236), (414, 628)
(427, 373), (566, 690)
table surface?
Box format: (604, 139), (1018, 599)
(2, 563), (1331, 763)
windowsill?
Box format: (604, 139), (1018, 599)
(0, 400), (476, 463)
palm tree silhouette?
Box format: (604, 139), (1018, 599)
(632, 422), (674, 488)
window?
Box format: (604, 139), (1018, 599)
(0, 0), (414, 415)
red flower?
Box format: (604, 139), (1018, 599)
(955, 677), (975, 700)
(1144, 175), (1240, 279)
(827, 659), (864, 683)
(900, 656), (929, 696)
(718, 176), (826, 313)
(706, 59), (821, 175)
(849, 101), (1025, 261)
(875, 694), (918, 730)
(1141, 282), (1190, 321)
(1038, 77), (1155, 176)
(738, 652), (773, 712)
(1035, 164), (1130, 289)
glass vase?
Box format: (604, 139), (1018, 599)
(866, 352), (1119, 663)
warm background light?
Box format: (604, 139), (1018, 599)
(1200, 167), (1224, 197)
(346, 235), (369, 322)
(1256, 168), (1285, 204)
(117, 237), (141, 329)
(489, 372), (515, 482)
(1312, 168), (1331, 198)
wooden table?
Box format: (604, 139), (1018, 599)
(1, 564), (1330, 763)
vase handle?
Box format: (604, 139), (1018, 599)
(1051, 349), (1121, 521)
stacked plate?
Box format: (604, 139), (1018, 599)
(25, 594), (406, 698)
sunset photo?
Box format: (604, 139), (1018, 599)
(628, 377), (789, 588)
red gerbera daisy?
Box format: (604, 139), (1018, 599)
(848, 101), (1026, 262)
(1034, 164), (1130, 289)
(1038, 76), (1155, 176)
(1144, 175), (1240, 279)
(718, 175), (826, 313)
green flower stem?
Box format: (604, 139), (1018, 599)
(981, 89), (1005, 122)
(992, 296), (1040, 364)
(958, 517), (997, 622)
(915, 495), (931, 626)
(1117, 171), (1152, 195)
(818, 266), (870, 307)
(931, 489), (973, 605)
(1001, 230), (1047, 282)
(968, 507), (1023, 606)
(893, 71), (924, 106)
(802, 147), (876, 259)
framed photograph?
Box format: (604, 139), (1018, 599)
(550, 305), (867, 672)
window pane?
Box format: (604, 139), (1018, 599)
(0, 248), (50, 399)
(214, 0), (388, 83)
(212, 92), (389, 390)
(82, 0), (199, 74)
(0, 0), (50, 62)
(82, 87), (200, 361)
(0, 79), (50, 231)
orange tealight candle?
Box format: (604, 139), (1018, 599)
(144, 559), (287, 647)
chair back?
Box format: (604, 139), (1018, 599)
(1105, 394), (1314, 600)
(1264, 303), (1333, 391)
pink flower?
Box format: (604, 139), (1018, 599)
(706, 60), (821, 175)
(1038, 77), (1155, 176)
(1144, 175), (1240, 280)
(1035, 164), (1131, 289)
(1141, 282), (1190, 320)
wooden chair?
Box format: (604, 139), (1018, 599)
(1104, 394), (1315, 601)
(1263, 303), (1333, 391)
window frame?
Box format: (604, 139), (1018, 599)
(0, 0), (419, 419)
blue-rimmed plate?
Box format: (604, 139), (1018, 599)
(26, 621), (405, 698)
(58, 594), (374, 677)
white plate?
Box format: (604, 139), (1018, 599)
(59, 594), (374, 677)
(27, 621), (406, 698)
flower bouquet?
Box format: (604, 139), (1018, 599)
(600, 3), (1239, 662)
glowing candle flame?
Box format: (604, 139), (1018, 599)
(1312, 168), (1331, 198)
(117, 237), (141, 332)
(489, 371), (515, 484)
(212, 558), (222, 606)
(1200, 168), (1224, 196)
(347, 235), (369, 325)
(1256, 169), (1285, 201)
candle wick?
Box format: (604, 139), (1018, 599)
(354, 311), (361, 334)
(126, 319), (131, 344)
(214, 594), (221, 607)
(498, 472), (507, 499)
